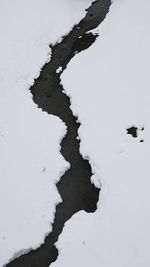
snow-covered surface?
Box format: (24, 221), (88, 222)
(52, 1), (150, 266)
(0, 0), (92, 265)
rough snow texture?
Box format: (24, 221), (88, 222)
(52, 1), (150, 266)
(0, 0), (92, 266)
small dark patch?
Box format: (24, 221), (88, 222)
(126, 127), (138, 138)
(140, 139), (144, 143)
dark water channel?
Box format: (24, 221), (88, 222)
(7, 1), (111, 266)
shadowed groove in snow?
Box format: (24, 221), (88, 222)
(7, 0), (111, 266)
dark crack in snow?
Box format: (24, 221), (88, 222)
(7, 0), (111, 266)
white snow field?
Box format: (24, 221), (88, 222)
(51, 1), (150, 267)
(0, 0), (92, 266)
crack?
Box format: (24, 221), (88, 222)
(6, 1), (111, 266)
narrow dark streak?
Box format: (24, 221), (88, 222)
(7, 1), (111, 266)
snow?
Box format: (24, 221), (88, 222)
(56, 67), (63, 74)
(0, 0), (92, 266)
(51, 1), (150, 266)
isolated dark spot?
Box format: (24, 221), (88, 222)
(90, 13), (94, 17)
(126, 127), (138, 138)
(140, 139), (144, 143)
